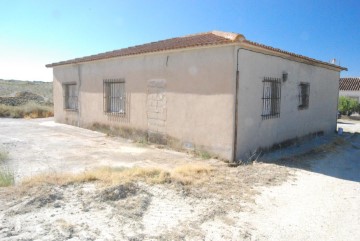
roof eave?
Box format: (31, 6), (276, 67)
(45, 31), (347, 72)
(240, 41), (347, 72)
(45, 42), (240, 68)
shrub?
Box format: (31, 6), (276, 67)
(0, 102), (53, 118)
(355, 102), (360, 113)
(338, 96), (359, 116)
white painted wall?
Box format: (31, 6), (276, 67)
(235, 49), (340, 159)
(51, 43), (342, 161)
(339, 90), (360, 103)
(52, 45), (236, 160)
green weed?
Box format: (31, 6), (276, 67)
(0, 150), (14, 187)
(0, 166), (14, 187)
(0, 150), (8, 163)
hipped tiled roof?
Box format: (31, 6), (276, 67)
(46, 31), (240, 67)
(339, 78), (360, 91)
(46, 30), (346, 71)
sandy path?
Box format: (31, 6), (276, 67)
(237, 170), (360, 240)
(234, 120), (360, 240)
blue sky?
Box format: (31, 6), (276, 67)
(0, 0), (359, 81)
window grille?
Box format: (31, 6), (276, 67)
(298, 83), (310, 109)
(63, 83), (78, 110)
(103, 79), (126, 115)
(262, 77), (281, 119)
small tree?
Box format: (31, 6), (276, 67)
(338, 96), (359, 116)
(355, 102), (360, 113)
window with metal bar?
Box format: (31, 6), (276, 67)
(103, 79), (126, 115)
(261, 77), (281, 119)
(63, 83), (78, 110)
(298, 82), (310, 109)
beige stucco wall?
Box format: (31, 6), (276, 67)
(235, 49), (340, 159)
(52, 45), (237, 160)
(52, 43), (342, 161)
(339, 90), (360, 103)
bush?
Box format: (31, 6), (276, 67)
(0, 102), (53, 118)
(338, 96), (359, 116)
(355, 102), (360, 113)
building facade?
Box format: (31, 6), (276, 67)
(46, 31), (346, 161)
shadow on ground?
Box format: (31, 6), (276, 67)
(261, 133), (360, 182)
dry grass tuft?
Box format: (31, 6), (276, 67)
(194, 149), (212, 160)
(171, 164), (215, 185)
(313, 137), (347, 152)
(21, 164), (216, 188)
(120, 167), (171, 184)
(173, 164), (214, 175)
(0, 102), (53, 118)
(21, 173), (87, 187)
(91, 123), (148, 143)
(300, 136), (348, 158)
(272, 136), (349, 170)
(12, 163), (291, 214)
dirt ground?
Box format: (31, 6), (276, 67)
(0, 118), (202, 182)
(0, 118), (359, 240)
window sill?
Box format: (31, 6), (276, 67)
(105, 112), (126, 116)
(64, 109), (78, 112)
(261, 113), (280, 120)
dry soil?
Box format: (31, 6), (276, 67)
(0, 118), (359, 240)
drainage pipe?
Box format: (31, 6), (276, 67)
(77, 64), (82, 127)
(232, 47), (244, 162)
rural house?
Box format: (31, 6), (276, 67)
(46, 31), (346, 161)
(339, 77), (360, 103)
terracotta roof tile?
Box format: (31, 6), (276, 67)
(46, 30), (346, 71)
(339, 78), (360, 91)
(46, 31), (238, 67)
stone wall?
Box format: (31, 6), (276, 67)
(146, 79), (167, 144)
(0, 91), (47, 106)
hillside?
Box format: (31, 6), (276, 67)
(0, 79), (52, 102)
